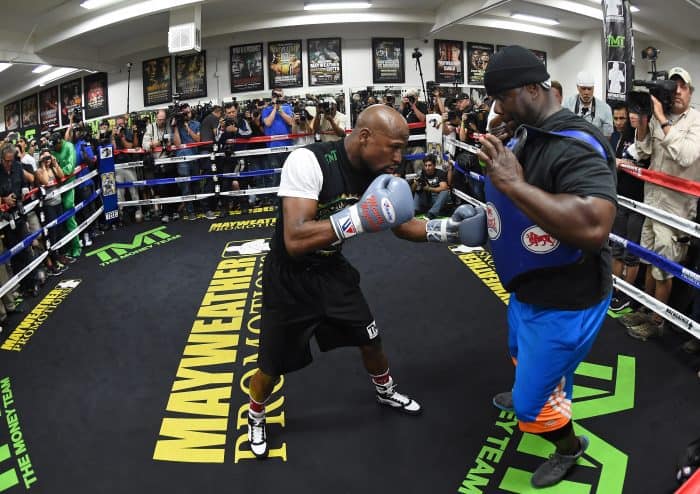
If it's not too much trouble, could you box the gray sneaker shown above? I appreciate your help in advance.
[627,320,664,341]
[619,310,651,328]
[492,391,514,412]
[204,210,217,220]
[531,435,589,488]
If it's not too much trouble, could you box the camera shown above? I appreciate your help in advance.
[130,111,148,133]
[72,106,83,124]
[629,79,676,116]
[407,95,416,105]
[319,101,331,113]
[641,46,660,62]
[411,48,422,60]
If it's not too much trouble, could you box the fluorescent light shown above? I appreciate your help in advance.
[80,0,121,9]
[304,2,371,10]
[511,13,559,25]
[630,5,640,12]
[0,63,12,73]
[37,67,79,87]
[32,64,52,74]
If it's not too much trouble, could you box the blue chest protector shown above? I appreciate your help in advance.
[485,126,608,291]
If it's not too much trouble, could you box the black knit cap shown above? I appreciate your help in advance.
[484,45,550,96]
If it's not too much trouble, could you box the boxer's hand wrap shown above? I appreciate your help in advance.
[330,174,414,241]
[426,204,487,245]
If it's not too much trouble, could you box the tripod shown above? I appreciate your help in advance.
[412,48,429,112]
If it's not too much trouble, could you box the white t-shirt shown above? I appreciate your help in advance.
[21,154,36,172]
[277,148,324,200]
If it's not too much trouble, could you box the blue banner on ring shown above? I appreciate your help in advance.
[98,145,119,222]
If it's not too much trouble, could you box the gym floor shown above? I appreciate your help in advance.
[0,206,697,494]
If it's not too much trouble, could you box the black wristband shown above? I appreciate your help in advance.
[661,120,672,129]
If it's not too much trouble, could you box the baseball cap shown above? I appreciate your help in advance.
[576,71,595,86]
[455,93,470,100]
[669,67,692,86]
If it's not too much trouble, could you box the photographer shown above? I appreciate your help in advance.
[198,104,223,219]
[243,100,266,207]
[400,89,427,175]
[143,109,177,222]
[411,154,450,219]
[261,88,294,196]
[111,115,143,225]
[310,97,346,142]
[35,149,67,276]
[0,143,38,296]
[217,102,250,213]
[624,67,700,341]
[172,102,201,219]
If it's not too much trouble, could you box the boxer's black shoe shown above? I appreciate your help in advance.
[375,378,422,415]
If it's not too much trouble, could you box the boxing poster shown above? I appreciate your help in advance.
[308,38,342,86]
[84,72,109,119]
[603,0,635,104]
[142,56,172,106]
[372,38,404,84]
[230,43,264,93]
[175,51,207,100]
[467,42,493,85]
[4,101,19,131]
[60,78,83,126]
[20,95,38,129]
[39,86,59,127]
[435,39,464,84]
[268,40,303,88]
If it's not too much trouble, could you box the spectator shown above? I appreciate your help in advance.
[199,104,223,220]
[623,67,700,340]
[563,71,613,137]
[50,132,81,260]
[172,103,201,219]
[412,154,450,219]
[35,149,67,276]
[143,109,177,223]
[218,102,247,213]
[609,105,646,312]
[111,114,143,224]
[551,80,563,105]
[261,88,294,201]
[0,143,38,297]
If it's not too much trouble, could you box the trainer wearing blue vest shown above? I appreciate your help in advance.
[476,46,617,488]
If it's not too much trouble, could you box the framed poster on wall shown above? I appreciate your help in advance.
[268,40,303,88]
[372,38,404,84]
[84,72,109,119]
[308,37,342,86]
[142,56,172,106]
[435,39,464,84]
[467,42,494,85]
[21,95,39,128]
[230,43,264,93]
[4,101,19,131]
[60,78,83,126]
[175,51,207,100]
[39,86,59,127]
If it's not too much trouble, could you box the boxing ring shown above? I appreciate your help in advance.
[0,125,697,493]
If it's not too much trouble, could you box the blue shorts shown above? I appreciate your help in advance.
[507,291,611,432]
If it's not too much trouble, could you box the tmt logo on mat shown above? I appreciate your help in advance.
[0,377,38,492]
[450,248,635,494]
[85,226,181,266]
[1,279,82,352]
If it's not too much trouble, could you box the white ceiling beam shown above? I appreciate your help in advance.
[460,17,582,42]
[34,0,204,52]
[0,49,117,73]
[430,0,512,36]
[203,9,435,38]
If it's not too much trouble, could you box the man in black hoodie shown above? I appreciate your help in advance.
[477,45,617,488]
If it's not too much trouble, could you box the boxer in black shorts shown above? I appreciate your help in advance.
[246,104,486,458]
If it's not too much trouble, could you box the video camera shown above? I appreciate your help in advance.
[71,106,83,124]
[129,111,148,133]
[168,94,188,127]
[628,79,676,116]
